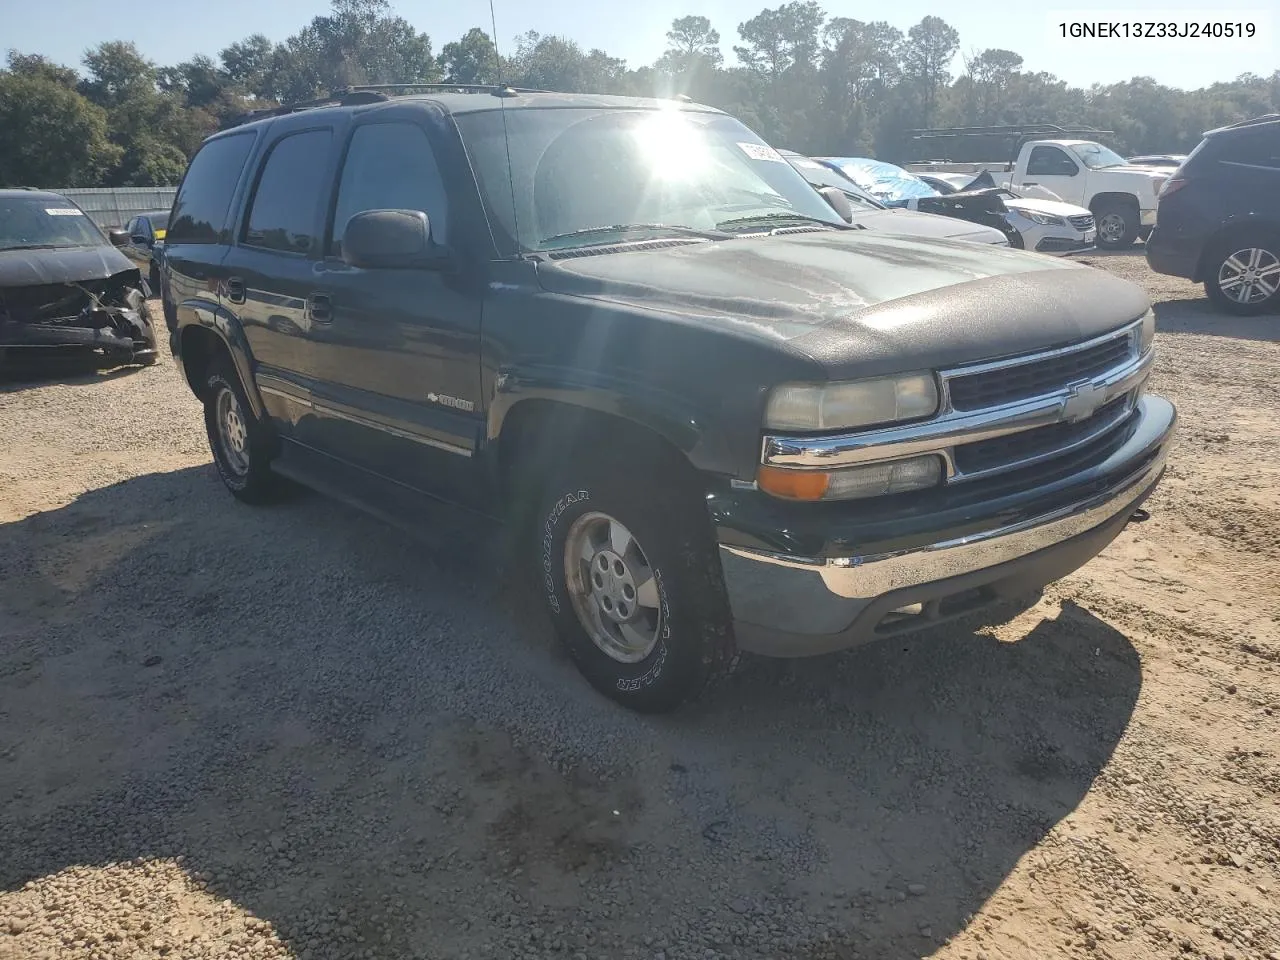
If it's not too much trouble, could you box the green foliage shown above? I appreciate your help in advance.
[2,1,1279,188]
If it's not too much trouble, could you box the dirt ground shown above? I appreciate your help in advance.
[1,250,1277,960]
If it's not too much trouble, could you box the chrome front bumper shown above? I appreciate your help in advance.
[720,396,1174,657]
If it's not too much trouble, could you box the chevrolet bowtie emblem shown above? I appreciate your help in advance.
[1061,380,1104,422]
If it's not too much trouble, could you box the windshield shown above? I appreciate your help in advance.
[782,155,885,209]
[1073,142,1130,170]
[820,158,940,206]
[148,212,171,231]
[454,107,847,254]
[0,197,106,251]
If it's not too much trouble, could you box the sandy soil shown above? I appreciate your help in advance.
[1,251,1277,960]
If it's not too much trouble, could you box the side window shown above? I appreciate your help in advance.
[1224,134,1280,170]
[168,132,256,244]
[1027,146,1076,177]
[328,122,449,259]
[243,129,333,254]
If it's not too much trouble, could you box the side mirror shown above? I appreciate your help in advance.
[341,209,447,269]
[107,228,129,247]
[817,186,854,223]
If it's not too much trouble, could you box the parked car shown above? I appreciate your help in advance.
[120,209,171,294]
[825,158,1096,255]
[777,150,1010,246]
[903,126,1169,248]
[163,86,1176,713]
[1146,115,1280,315]
[915,171,1098,254]
[1,189,158,371]
[1127,155,1188,169]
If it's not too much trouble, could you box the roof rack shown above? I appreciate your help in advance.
[897,123,1114,165]
[1224,113,1280,129]
[219,83,556,130]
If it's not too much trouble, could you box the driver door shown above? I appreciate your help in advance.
[1023,145,1084,205]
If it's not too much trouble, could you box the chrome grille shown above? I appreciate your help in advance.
[952,392,1136,480]
[947,333,1134,411]
[1068,214,1095,230]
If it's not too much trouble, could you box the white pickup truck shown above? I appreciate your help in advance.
[905,138,1170,250]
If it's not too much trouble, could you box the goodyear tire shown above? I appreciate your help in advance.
[534,460,737,713]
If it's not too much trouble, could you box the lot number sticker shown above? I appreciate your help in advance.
[737,142,786,163]
[45,208,85,216]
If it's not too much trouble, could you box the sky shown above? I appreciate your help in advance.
[1,0,1275,91]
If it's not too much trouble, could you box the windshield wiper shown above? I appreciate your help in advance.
[0,243,60,251]
[538,223,727,246]
[716,212,843,231]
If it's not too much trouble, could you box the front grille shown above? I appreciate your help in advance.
[1068,214,1095,230]
[947,333,1134,411]
[954,394,1134,477]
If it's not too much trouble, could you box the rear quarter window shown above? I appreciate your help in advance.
[168,131,257,245]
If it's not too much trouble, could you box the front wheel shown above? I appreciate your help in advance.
[1093,202,1139,249]
[1204,233,1280,316]
[533,461,737,713]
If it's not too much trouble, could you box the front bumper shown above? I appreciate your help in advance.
[718,394,1176,657]
[1141,208,1158,227]
[0,318,155,366]
[1035,234,1096,254]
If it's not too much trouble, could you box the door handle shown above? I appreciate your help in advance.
[225,277,246,304]
[1023,181,1040,186]
[308,293,332,324]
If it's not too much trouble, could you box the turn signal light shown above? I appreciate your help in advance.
[756,466,831,501]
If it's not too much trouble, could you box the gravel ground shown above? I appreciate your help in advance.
[1,251,1278,960]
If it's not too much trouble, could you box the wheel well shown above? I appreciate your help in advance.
[498,400,695,506]
[178,326,232,401]
[1195,219,1280,282]
[1089,192,1140,215]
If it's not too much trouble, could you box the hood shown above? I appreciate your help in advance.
[535,230,1149,377]
[1003,197,1093,218]
[0,244,137,288]
[848,207,1006,244]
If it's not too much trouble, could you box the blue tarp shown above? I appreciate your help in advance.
[819,158,940,207]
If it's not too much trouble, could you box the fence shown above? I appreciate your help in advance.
[45,187,179,230]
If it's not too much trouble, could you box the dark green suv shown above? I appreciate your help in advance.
[162,85,1176,713]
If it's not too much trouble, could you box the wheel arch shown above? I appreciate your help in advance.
[1194,216,1280,283]
[174,300,265,418]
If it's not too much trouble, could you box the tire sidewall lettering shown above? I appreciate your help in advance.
[615,566,671,693]
[542,489,590,614]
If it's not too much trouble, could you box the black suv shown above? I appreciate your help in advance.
[1146,114,1280,315]
[163,85,1176,713]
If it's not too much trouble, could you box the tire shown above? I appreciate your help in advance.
[1203,230,1280,316]
[532,458,738,713]
[202,357,281,504]
[1093,202,1139,249]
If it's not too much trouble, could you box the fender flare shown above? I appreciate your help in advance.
[486,367,718,472]
[174,296,266,420]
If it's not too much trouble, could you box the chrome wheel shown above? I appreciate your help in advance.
[1217,246,1280,305]
[215,386,250,477]
[563,511,662,663]
[1098,212,1127,245]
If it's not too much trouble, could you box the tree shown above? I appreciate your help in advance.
[220,34,275,99]
[959,48,1024,123]
[438,27,498,84]
[734,1,824,79]
[901,16,960,126]
[0,63,121,186]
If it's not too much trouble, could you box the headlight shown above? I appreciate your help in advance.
[1024,211,1066,226]
[758,455,944,501]
[764,373,939,432]
[1138,308,1155,355]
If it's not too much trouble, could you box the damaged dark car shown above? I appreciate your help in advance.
[1,189,158,373]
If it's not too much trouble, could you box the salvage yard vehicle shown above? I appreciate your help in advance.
[914,171,1098,255]
[902,125,1169,249]
[119,209,171,295]
[0,189,158,371]
[163,85,1177,713]
[777,150,1011,247]
[1146,114,1280,315]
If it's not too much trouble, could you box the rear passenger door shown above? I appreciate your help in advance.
[221,124,339,446]
[304,116,485,505]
